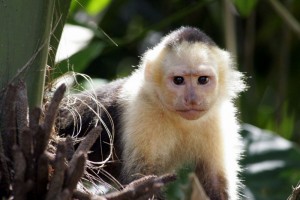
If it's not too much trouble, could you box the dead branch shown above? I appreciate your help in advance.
[73,126,102,155]
[2,84,17,159]
[0,82,87,200]
[15,81,29,133]
[0,122,10,196]
[65,152,87,193]
[288,182,300,200]
[46,142,67,200]
[0,84,17,196]
[104,173,177,200]
[29,107,41,132]
[59,189,72,200]
[41,84,66,156]
[12,145,27,200]
[0,82,178,200]
[44,84,66,132]
[65,136,75,161]
[19,128,33,161]
[73,190,100,200]
[36,153,49,198]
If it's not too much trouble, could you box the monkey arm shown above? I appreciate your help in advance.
[195,161,229,200]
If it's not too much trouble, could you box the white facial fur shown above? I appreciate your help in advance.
[156,42,220,120]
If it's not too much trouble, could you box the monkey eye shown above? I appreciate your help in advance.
[198,76,209,85]
[173,76,185,85]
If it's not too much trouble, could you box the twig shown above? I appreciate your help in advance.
[29,107,41,133]
[73,190,96,200]
[65,136,75,161]
[19,128,33,160]
[12,145,27,200]
[46,142,67,200]
[74,126,102,155]
[15,81,29,133]
[267,0,300,37]
[41,84,66,154]
[34,126,47,159]
[34,84,66,159]
[2,84,17,159]
[104,173,177,200]
[65,152,87,193]
[59,189,72,200]
[19,128,34,179]
[288,182,300,200]
[0,119,10,196]
[43,84,66,133]
[36,153,50,198]
[0,83,24,196]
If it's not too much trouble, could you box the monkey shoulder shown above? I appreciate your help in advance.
[58,78,128,137]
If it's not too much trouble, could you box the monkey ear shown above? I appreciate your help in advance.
[144,61,152,81]
[142,47,164,83]
[141,48,155,82]
[143,59,163,85]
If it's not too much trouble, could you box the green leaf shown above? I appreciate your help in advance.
[86,0,111,15]
[233,0,258,17]
[165,166,193,200]
[241,124,300,200]
[53,41,105,80]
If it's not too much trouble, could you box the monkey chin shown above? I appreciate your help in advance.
[176,109,206,120]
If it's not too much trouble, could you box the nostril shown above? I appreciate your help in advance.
[190,99,198,106]
[184,96,198,106]
[184,96,191,105]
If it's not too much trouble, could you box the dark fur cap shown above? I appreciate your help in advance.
[163,26,216,47]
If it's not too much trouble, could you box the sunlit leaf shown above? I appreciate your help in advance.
[53,42,105,79]
[69,0,86,14]
[86,0,111,15]
[241,124,300,200]
[56,24,94,63]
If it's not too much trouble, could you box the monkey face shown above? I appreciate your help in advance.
[155,43,220,120]
[142,41,239,121]
[159,68,218,120]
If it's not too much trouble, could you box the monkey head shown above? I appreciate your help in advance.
[142,27,244,121]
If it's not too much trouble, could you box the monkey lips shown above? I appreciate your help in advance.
[176,108,207,120]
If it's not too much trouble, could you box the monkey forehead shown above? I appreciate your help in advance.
[163,66,216,78]
[162,42,218,71]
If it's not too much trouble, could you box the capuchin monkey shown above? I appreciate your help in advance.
[58,26,246,200]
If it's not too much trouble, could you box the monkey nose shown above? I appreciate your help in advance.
[184,96,199,106]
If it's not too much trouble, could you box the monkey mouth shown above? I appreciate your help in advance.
[176,109,206,120]
[177,109,203,112]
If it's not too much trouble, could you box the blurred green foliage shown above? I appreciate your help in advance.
[233,0,258,17]
[241,124,300,200]
[52,0,300,199]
